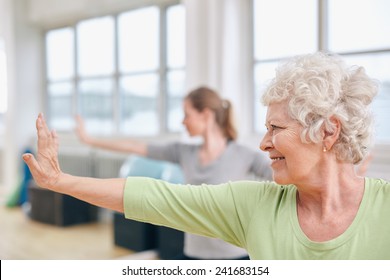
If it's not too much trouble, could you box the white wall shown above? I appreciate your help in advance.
[185,0,254,134]
[0,0,15,189]
[0,0,42,192]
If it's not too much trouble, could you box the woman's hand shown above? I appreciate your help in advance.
[75,115,92,144]
[23,113,63,190]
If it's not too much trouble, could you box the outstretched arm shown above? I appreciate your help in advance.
[75,115,148,155]
[23,113,126,213]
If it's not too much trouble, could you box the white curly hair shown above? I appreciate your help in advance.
[261,52,379,164]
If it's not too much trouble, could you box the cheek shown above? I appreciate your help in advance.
[272,134,294,151]
[187,119,202,132]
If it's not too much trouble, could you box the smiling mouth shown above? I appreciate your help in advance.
[271,157,285,161]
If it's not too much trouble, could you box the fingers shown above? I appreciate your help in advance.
[75,115,84,128]
[36,113,50,136]
[25,114,62,189]
[36,113,49,146]
[75,115,89,143]
[22,153,41,179]
[22,153,37,170]
[51,130,59,151]
[75,115,81,132]
[36,113,57,156]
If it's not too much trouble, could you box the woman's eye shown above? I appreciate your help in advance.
[265,124,282,133]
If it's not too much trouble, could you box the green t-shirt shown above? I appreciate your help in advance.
[124,177,390,259]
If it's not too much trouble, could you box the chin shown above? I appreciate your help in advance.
[273,174,292,185]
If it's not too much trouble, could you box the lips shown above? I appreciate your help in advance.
[270,156,285,161]
[271,157,285,161]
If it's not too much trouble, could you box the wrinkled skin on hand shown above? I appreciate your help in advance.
[23,113,63,190]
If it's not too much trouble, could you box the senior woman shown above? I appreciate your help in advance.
[23,52,390,259]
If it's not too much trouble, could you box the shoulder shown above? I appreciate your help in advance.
[155,141,200,152]
[225,181,296,216]
[363,178,390,222]
[364,177,390,208]
[229,180,295,198]
[366,177,390,193]
[174,142,201,153]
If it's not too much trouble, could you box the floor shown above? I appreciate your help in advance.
[0,204,157,260]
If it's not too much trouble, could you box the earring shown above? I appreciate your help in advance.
[323,146,327,152]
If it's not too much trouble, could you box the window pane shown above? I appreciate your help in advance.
[119,74,158,135]
[77,17,114,76]
[167,70,185,132]
[254,0,318,60]
[46,28,74,81]
[167,5,186,68]
[342,53,390,142]
[78,79,114,134]
[328,0,390,52]
[118,7,159,73]
[48,82,74,130]
[254,62,279,132]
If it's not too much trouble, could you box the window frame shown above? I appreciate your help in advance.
[44,0,184,137]
[251,0,390,146]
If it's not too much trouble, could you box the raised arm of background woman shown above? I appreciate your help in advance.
[75,115,147,156]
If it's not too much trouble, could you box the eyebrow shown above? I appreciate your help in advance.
[266,116,298,128]
[265,119,284,126]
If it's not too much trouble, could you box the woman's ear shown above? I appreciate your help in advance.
[323,116,341,151]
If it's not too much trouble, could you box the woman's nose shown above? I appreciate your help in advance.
[259,132,273,151]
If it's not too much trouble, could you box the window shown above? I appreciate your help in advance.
[328,0,390,142]
[46,28,74,130]
[166,5,186,132]
[45,2,185,136]
[77,16,115,134]
[118,7,159,135]
[253,0,318,133]
[253,0,390,143]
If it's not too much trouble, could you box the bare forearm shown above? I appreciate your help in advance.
[86,138,147,156]
[54,174,126,213]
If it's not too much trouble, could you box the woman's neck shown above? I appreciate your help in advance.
[295,163,365,241]
[199,128,228,165]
